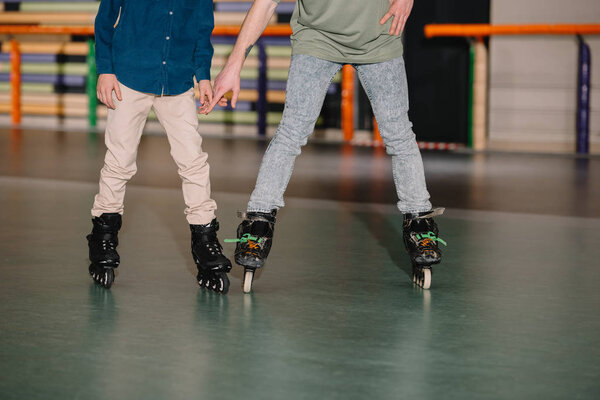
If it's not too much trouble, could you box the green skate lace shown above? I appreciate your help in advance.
[224,233,264,244]
[415,232,447,246]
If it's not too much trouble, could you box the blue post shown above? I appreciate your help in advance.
[576,35,591,154]
[257,40,267,136]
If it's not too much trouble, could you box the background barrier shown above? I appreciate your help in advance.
[424,23,600,153]
[0,0,302,135]
[0,24,295,134]
[1,1,474,149]
[0,23,383,143]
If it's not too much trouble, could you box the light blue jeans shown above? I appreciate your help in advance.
[248,54,432,214]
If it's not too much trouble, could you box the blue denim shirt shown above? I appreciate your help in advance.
[95,0,214,96]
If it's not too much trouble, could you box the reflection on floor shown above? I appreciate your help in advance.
[1,128,599,399]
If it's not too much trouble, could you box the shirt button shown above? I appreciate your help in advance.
[162,61,166,65]
[166,36,170,40]
[169,11,173,15]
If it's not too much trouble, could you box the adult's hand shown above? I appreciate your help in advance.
[380,0,414,36]
[198,79,227,114]
[97,73,122,109]
[205,64,241,114]
[204,0,278,113]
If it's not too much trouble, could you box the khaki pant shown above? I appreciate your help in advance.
[91,83,216,225]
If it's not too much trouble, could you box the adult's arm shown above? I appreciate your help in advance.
[205,0,278,113]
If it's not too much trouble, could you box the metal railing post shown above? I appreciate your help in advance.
[576,35,591,154]
[10,38,21,125]
[86,38,97,128]
[257,39,267,136]
[372,116,382,143]
[471,37,488,151]
[341,65,354,141]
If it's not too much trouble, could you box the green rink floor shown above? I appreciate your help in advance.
[0,176,599,400]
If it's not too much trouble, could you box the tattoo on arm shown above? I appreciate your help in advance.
[244,45,254,59]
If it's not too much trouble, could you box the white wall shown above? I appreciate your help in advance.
[489,0,600,152]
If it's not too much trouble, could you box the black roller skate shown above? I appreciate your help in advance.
[87,213,122,289]
[225,210,276,293]
[403,208,446,289]
[191,219,232,294]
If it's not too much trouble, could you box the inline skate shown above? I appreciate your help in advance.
[191,219,232,294]
[226,210,276,293]
[87,213,121,289]
[403,208,446,289]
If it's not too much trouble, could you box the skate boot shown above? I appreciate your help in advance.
[87,213,121,289]
[403,207,446,289]
[225,210,276,293]
[191,219,232,294]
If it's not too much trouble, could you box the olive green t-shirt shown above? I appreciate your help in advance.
[274,0,403,63]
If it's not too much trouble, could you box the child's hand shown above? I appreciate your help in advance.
[97,74,122,109]
[202,71,231,114]
[198,80,226,114]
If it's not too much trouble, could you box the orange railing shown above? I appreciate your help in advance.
[0,24,294,36]
[0,25,94,35]
[9,38,21,125]
[425,24,600,39]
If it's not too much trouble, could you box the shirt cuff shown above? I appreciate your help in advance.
[194,65,211,82]
[96,62,114,75]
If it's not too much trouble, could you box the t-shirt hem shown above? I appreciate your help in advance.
[115,69,193,96]
[290,47,403,65]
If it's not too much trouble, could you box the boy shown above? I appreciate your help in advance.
[87,0,232,293]
[208,0,446,291]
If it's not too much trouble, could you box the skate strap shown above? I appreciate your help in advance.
[416,232,447,246]
[237,211,275,224]
[91,232,118,242]
[224,233,264,244]
[416,207,445,219]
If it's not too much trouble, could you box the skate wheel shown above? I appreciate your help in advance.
[102,268,115,289]
[421,269,431,289]
[90,264,114,289]
[197,271,206,287]
[242,269,254,293]
[214,272,230,294]
[412,267,431,290]
[199,271,211,289]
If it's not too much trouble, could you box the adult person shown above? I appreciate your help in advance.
[208,0,446,291]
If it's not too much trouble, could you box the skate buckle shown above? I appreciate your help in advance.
[416,207,445,219]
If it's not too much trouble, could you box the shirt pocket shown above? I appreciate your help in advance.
[112,6,125,45]
[114,6,124,30]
